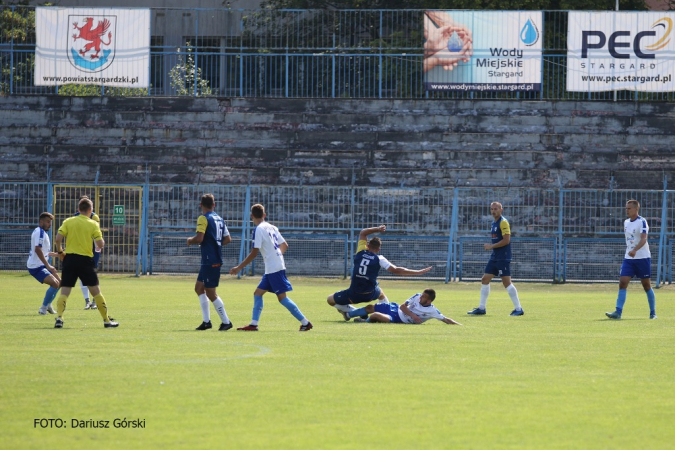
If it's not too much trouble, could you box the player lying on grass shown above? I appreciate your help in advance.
[342,289,462,325]
[327,225,433,318]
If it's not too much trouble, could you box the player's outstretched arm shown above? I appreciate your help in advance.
[230,248,260,275]
[442,317,462,326]
[386,265,433,276]
[358,225,386,241]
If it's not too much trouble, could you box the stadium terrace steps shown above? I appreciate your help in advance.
[1,97,674,188]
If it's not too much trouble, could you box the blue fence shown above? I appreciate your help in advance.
[1,182,674,284]
[2,7,674,101]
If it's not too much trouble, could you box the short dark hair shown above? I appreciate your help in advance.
[78,197,93,212]
[423,288,436,301]
[368,236,381,250]
[627,199,640,209]
[201,193,215,209]
[39,212,54,221]
[251,204,265,219]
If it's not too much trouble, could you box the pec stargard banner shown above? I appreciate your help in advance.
[424,11,543,92]
[567,12,675,92]
[35,8,150,88]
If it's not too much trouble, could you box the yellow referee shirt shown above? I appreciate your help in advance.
[58,214,103,257]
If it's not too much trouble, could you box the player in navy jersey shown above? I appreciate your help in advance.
[187,194,234,331]
[327,225,433,320]
[346,289,462,325]
[467,202,524,316]
[606,199,657,320]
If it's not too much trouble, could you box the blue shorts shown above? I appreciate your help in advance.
[484,259,511,277]
[28,266,52,284]
[197,264,222,288]
[373,302,403,323]
[620,258,651,279]
[258,270,293,295]
[333,286,382,305]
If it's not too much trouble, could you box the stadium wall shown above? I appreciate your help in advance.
[1,96,674,189]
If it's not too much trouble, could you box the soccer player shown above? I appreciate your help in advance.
[606,199,657,320]
[187,193,234,331]
[345,289,462,325]
[327,225,433,319]
[53,197,118,329]
[229,203,313,332]
[28,212,61,315]
[467,201,524,316]
[73,196,101,310]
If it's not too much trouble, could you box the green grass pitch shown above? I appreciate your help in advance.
[1,272,674,450]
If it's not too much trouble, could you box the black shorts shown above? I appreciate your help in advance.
[61,253,99,288]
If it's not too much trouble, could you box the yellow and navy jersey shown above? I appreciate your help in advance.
[350,240,392,294]
[490,216,512,261]
[196,211,229,266]
[58,214,103,257]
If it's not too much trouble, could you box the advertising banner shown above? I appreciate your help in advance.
[424,11,543,92]
[35,7,150,87]
[567,12,675,92]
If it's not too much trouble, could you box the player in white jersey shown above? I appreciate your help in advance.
[230,203,313,331]
[27,212,61,315]
[606,199,657,320]
[345,289,462,325]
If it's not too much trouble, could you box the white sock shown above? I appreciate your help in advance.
[377,296,389,304]
[479,284,490,309]
[198,294,210,322]
[80,280,89,301]
[334,304,355,313]
[212,297,230,324]
[250,320,259,326]
[506,284,522,310]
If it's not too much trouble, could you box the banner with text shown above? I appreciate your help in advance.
[35,7,150,87]
[424,11,542,92]
[567,12,675,92]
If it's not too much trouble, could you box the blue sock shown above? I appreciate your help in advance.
[279,297,306,322]
[646,289,656,314]
[616,289,627,313]
[348,307,368,318]
[252,295,264,322]
[42,286,59,307]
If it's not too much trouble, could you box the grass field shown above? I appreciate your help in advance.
[1,272,674,450]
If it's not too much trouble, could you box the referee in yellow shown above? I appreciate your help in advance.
[53,197,119,329]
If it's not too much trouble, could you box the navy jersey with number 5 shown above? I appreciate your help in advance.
[490,216,512,261]
[196,211,229,265]
[350,240,391,294]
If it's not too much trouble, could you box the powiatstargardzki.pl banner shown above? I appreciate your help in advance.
[423,11,543,92]
[35,7,150,88]
[567,12,675,92]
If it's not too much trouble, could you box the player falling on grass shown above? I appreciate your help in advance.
[327,225,433,321]
[346,288,462,325]
[73,196,101,310]
[230,203,313,332]
[606,199,657,320]
[28,212,61,315]
[53,197,118,329]
[467,201,524,317]
[188,193,234,331]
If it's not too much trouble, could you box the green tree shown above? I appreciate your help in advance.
[168,41,212,96]
[0,2,36,95]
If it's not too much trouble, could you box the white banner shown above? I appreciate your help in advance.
[567,12,675,92]
[35,7,150,87]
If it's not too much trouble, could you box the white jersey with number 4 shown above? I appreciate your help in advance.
[624,216,650,260]
[27,226,51,269]
[253,221,287,274]
[397,293,446,324]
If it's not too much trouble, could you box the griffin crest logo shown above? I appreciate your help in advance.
[67,15,117,72]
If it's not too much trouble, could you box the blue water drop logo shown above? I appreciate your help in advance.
[520,18,539,46]
[447,31,463,52]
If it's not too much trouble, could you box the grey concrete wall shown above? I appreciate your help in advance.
[1,96,673,189]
